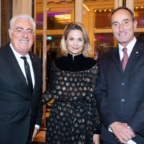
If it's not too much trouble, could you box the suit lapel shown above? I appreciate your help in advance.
[29,52,37,96]
[5,44,29,93]
[123,41,144,75]
[112,47,123,75]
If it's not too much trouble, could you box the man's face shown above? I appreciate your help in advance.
[111,9,137,47]
[8,18,34,55]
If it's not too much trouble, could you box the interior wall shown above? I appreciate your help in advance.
[1,0,12,46]
[7,0,12,43]
[13,0,32,16]
[1,0,7,47]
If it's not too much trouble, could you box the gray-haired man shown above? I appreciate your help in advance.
[0,15,43,144]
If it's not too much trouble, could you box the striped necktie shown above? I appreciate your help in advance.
[121,48,129,71]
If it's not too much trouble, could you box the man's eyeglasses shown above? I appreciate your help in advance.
[11,28,34,35]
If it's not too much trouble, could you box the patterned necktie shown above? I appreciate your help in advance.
[121,48,129,71]
[21,56,33,94]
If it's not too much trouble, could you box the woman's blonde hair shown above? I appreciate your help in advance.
[60,22,91,57]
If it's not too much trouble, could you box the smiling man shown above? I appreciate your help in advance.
[95,7,144,144]
[0,15,42,144]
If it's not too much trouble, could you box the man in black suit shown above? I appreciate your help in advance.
[0,15,43,144]
[95,7,144,144]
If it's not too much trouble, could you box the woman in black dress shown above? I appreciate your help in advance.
[42,22,101,144]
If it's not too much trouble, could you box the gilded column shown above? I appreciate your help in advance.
[126,0,134,12]
[75,0,83,23]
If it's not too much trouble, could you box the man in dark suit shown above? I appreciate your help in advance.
[0,15,43,144]
[95,7,144,144]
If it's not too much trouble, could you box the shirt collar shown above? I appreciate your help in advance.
[118,37,137,52]
[9,43,30,60]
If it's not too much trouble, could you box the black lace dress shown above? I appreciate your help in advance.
[42,54,101,144]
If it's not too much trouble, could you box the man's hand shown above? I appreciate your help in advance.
[110,122,135,144]
[31,127,38,142]
[93,134,100,144]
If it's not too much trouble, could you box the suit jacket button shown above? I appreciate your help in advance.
[28,114,31,117]
[121,99,125,102]
[119,116,122,119]
[121,82,125,85]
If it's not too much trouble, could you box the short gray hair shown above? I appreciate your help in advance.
[10,14,36,32]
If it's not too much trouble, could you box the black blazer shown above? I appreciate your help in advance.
[95,41,144,143]
[0,44,43,144]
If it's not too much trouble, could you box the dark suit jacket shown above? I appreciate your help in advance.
[95,41,144,143]
[0,44,43,144]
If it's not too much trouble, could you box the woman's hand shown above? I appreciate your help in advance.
[93,134,101,144]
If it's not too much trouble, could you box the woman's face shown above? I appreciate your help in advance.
[66,30,85,56]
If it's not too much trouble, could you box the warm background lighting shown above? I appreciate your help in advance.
[83,3,90,11]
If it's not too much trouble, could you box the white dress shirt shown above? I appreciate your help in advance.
[118,37,137,60]
[10,43,35,88]
[10,43,40,130]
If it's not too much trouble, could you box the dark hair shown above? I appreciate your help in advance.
[110,6,135,24]
[47,41,50,45]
